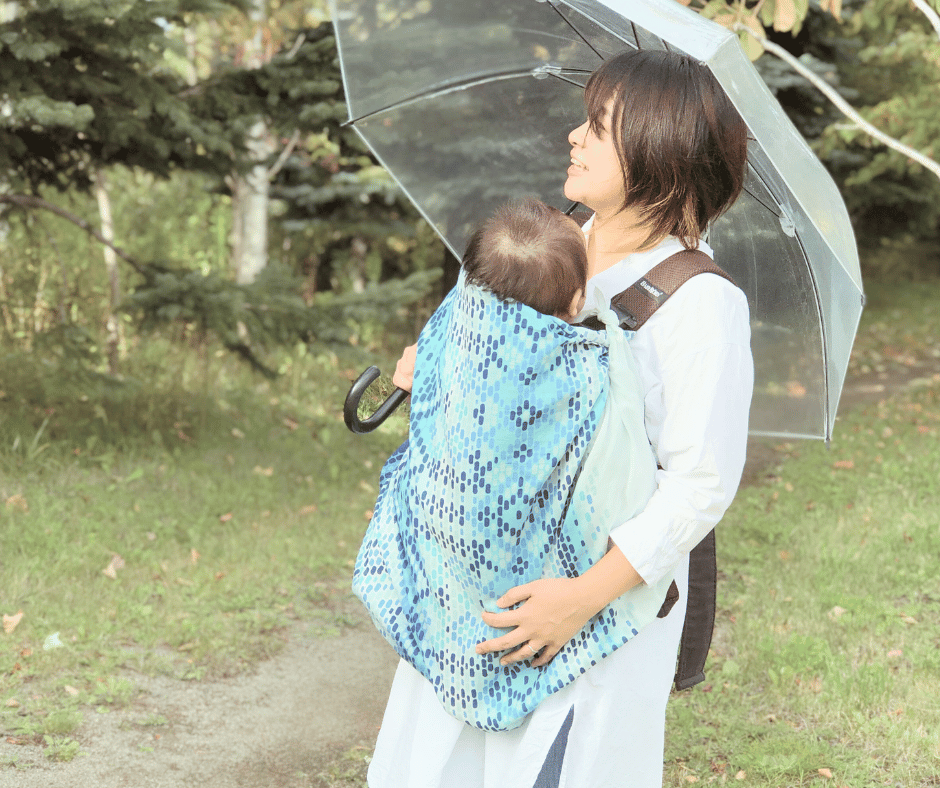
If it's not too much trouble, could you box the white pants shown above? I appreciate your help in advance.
[368,554,690,788]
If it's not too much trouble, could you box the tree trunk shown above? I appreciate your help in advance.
[232,0,270,285]
[93,168,122,374]
[234,119,270,284]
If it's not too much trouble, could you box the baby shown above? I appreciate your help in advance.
[461,197,586,321]
[353,196,663,732]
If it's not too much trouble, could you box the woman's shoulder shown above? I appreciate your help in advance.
[646,271,750,352]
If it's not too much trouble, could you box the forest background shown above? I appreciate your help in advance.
[1,0,939,784]
[0,0,938,379]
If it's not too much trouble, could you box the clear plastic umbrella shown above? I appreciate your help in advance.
[330,0,864,441]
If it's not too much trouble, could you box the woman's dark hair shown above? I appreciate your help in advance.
[462,198,587,318]
[584,49,748,250]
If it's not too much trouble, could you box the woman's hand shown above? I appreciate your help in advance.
[476,546,644,668]
[476,577,597,668]
[392,344,417,392]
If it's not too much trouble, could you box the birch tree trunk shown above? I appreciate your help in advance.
[93,168,123,373]
[232,0,271,285]
[234,119,271,284]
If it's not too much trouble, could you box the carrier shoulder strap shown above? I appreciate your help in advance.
[571,220,739,693]
[579,249,736,332]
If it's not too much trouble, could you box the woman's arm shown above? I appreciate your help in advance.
[476,275,753,666]
[475,544,643,667]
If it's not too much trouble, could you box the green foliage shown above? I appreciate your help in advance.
[0,0,247,191]
[0,14,444,373]
[812,0,940,251]
[123,260,440,375]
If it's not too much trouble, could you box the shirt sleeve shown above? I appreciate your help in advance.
[608,274,754,585]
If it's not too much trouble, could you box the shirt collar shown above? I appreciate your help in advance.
[576,215,714,318]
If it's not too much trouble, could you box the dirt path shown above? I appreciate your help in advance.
[3,361,937,788]
[0,616,398,787]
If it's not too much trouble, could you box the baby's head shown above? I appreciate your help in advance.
[462,198,587,321]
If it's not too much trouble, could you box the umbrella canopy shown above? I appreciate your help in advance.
[330,0,863,441]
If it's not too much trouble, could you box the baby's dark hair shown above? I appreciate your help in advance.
[462,198,587,318]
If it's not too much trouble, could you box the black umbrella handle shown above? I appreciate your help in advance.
[343,365,410,434]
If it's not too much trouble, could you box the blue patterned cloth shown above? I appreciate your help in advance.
[353,277,672,731]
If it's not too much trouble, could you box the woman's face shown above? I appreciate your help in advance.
[563,100,625,216]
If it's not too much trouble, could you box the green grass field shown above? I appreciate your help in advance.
[2,279,939,783]
[0,334,409,761]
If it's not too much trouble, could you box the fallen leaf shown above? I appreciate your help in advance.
[219,512,233,522]
[887,649,903,658]
[5,699,19,708]
[20,648,31,658]
[833,459,854,469]
[735,771,746,781]
[5,494,28,512]
[901,615,917,625]
[283,417,299,431]
[190,548,200,565]
[102,554,125,579]
[231,428,245,439]
[3,610,23,634]
[364,510,373,520]
[818,767,833,779]
[685,777,699,784]
[299,504,318,516]
[64,685,80,696]
[828,605,847,620]
[779,550,791,561]
[253,465,274,477]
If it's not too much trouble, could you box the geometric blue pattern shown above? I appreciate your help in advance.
[353,277,671,731]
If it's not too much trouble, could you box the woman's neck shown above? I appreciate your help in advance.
[586,207,664,280]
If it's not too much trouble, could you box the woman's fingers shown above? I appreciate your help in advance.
[498,641,552,667]
[391,343,417,392]
[480,608,521,629]
[475,626,527,655]
[495,582,535,609]
[529,644,561,668]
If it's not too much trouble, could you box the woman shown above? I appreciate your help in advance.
[372,49,754,788]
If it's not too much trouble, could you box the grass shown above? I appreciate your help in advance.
[2,277,939,786]
[0,329,410,748]
[664,277,940,787]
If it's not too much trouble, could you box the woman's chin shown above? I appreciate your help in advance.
[563,180,584,205]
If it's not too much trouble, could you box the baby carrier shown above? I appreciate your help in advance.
[344,250,735,730]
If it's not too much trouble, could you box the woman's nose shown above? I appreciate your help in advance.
[568,121,588,146]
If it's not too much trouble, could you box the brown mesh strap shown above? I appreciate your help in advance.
[609,250,735,330]
[578,249,736,332]
[576,246,738,692]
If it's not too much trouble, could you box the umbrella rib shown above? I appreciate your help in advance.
[545,0,606,60]
[344,68,594,126]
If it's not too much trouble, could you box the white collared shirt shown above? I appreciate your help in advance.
[576,229,754,585]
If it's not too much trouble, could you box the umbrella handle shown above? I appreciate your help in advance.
[343,365,410,434]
